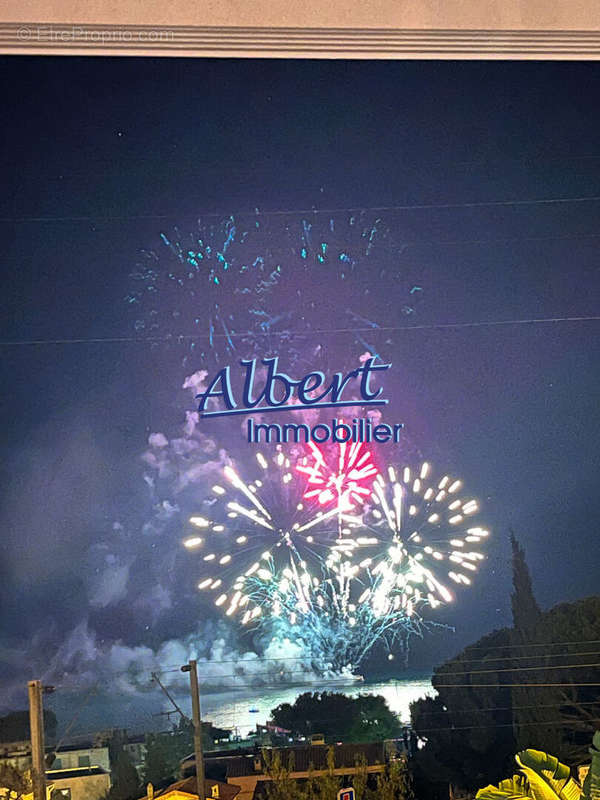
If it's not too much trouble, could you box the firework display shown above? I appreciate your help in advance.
[296,439,379,517]
[144,209,489,671]
[186,445,488,669]
[126,215,280,364]
[185,448,352,626]
[353,462,488,619]
[127,212,418,368]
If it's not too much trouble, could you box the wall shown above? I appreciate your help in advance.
[51,747,110,773]
[49,773,111,800]
[0,0,599,58]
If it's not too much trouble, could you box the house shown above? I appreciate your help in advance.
[49,743,111,773]
[124,734,147,772]
[0,740,32,772]
[224,742,386,800]
[138,776,240,800]
[46,766,111,800]
[1,768,111,800]
[1,739,112,775]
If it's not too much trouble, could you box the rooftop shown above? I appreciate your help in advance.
[226,743,385,778]
[46,767,109,780]
[139,777,240,800]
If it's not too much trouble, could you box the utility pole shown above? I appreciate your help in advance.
[28,680,46,800]
[181,660,205,800]
[151,672,188,723]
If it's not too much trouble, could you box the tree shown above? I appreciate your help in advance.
[509,532,561,756]
[262,745,414,800]
[142,733,174,790]
[410,626,517,793]
[476,730,600,800]
[0,763,31,800]
[510,531,541,634]
[142,717,230,788]
[270,692,401,743]
[512,596,600,763]
[106,733,140,800]
[0,710,57,745]
[411,595,600,798]
[346,695,402,742]
[263,748,301,800]
[376,758,415,800]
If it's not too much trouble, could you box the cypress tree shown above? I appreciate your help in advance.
[510,530,541,633]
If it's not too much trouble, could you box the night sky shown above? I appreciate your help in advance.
[1,57,599,720]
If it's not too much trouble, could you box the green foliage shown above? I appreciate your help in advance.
[410,626,517,792]
[476,733,600,800]
[142,733,174,790]
[261,746,414,800]
[270,692,401,743]
[517,749,579,800]
[476,747,584,800]
[0,710,57,745]
[106,733,140,800]
[142,717,230,788]
[411,573,600,795]
[142,720,192,789]
[582,732,600,800]
[263,748,300,800]
[376,759,415,800]
[0,763,31,799]
[509,532,559,756]
[510,532,541,634]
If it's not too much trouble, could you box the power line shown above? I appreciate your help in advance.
[158,660,600,680]
[2,193,600,224]
[449,638,600,652]
[401,231,600,248]
[1,315,599,348]
[416,700,600,717]
[49,685,99,753]
[157,656,336,669]
[435,682,600,688]
[429,649,600,666]
[46,645,600,688]
[416,717,600,734]
[433,661,600,678]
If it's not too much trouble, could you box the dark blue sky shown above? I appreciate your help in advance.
[1,57,599,715]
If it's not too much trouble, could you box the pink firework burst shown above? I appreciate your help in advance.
[296,438,379,513]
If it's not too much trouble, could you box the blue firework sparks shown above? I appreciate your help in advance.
[126,211,420,369]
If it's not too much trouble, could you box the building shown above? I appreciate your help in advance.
[46,766,111,800]
[49,743,111,772]
[0,740,32,773]
[224,743,386,800]
[0,768,111,800]
[138,776,240,800]
[124,734,147,776]
[0,739,112,775]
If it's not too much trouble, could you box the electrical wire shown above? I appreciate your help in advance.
[2,193,600,224]
[435,682,600,688]
[415,699,600,717]
[446,638,600,651]
[47,643,600,688]
[416,717,600,734]
[0,315,599,348]
[425,649,600,666]
[432,661,600,678]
